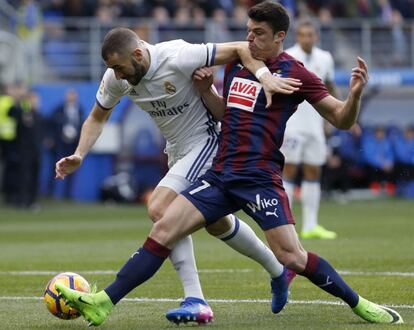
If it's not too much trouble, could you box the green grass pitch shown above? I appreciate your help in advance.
[0,199,413,329]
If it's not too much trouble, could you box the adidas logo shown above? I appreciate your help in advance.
[129,89,138,96]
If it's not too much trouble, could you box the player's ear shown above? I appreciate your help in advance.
[132,48,143,61]
[274,31,285,43]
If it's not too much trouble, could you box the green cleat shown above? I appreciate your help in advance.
[352,296,403,324]
[55,282,113,326]
[300,225,337,239]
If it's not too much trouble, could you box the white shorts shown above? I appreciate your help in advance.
[157,134,219,194]
[280,130,327,166]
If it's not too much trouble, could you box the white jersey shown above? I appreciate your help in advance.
[285,44,334,135]
[96,40,219,150]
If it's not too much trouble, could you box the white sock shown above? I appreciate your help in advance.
[215,215,284,278]
[301,181,321,232]
[169,235,204,300]
[283,180,295,209]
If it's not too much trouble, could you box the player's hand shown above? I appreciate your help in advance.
[259,73,302,108]
[349,57,369,98]
[55,154,83,180]
[193,67,214,94]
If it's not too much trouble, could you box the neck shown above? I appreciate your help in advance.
[264,46,283,61]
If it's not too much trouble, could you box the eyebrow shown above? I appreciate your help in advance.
[248,26,266,33]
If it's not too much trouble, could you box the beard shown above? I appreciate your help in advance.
[126,59,146,86]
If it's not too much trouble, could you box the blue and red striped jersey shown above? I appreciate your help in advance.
[212,51,329,173]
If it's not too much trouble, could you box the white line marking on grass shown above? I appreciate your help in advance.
[1,269,414,277]
[1,296,413,310]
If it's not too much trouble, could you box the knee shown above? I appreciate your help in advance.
[150,219,172,246]
[276,249,307,272]
[147,200,165,223]
[205,216,232,236]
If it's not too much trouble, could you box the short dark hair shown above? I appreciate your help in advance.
[101,27,140,61]
[248,1,290,35]
[295,18,320,35]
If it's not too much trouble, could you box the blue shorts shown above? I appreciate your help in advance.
[181,169,295,231]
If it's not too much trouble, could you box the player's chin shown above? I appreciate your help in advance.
[250,49,266,61]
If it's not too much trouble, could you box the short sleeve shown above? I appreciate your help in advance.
[96,69,123,110]
[296,64,329,104]
[175,41,217,78]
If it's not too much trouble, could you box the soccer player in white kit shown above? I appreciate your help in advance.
[55,28,302,324]
[281,19,338,239]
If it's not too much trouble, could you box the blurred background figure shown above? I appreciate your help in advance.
[49,88,83,198]
[0,84,18,206]
[13,89,43,209]
[281,19,339,240]
[10,0,44,83]
[392,126,414,192]
[362,126,395,196]
[0,83,43,208]
[323,124,363,203]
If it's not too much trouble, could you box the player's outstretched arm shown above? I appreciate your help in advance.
[193,67,225,120]
[313,57,368,130]
[213,42,302,107]
[55,103,112,179]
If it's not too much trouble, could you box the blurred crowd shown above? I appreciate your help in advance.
[4,0,414,27]
[324,124,414,200]
[0,84,83,209]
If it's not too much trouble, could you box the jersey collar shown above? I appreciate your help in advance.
[143,42,158,80]
[294,43,312,58]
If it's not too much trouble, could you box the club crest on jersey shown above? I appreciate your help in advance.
[164,81,176,94]
[227,77,262,112]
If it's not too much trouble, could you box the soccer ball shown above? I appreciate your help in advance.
[44,272,91,319]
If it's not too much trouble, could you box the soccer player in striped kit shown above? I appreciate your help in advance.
[56,2,403,326]
[55,27,301,324]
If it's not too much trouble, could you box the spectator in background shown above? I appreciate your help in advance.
[377,0,408,65]
[50,89,83,198]
[393,126,414,182]
[12,90,44,209]
[10,0,44,83]
[362,126,395,195]
[207,8,231,42]
[119,0,151,18]
[62,0,95,18]
[0,85,18,205]
[323,124,362,202]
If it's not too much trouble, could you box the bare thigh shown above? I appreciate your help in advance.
[150,195,206,249]
[147,186,178,222]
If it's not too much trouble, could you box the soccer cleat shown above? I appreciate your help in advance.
[300,225,337,239]
[270,268,289,314]
[55,282,113,326]
[352,296,403,324]
[165,297,214,325]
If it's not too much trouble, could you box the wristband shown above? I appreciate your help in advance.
[255,67,271,80]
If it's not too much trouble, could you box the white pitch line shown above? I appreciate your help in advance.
[1,269,414,277]
[1,296,413,310]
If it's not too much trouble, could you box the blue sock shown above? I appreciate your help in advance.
[105,237,171,304]
[300,252,359,308]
